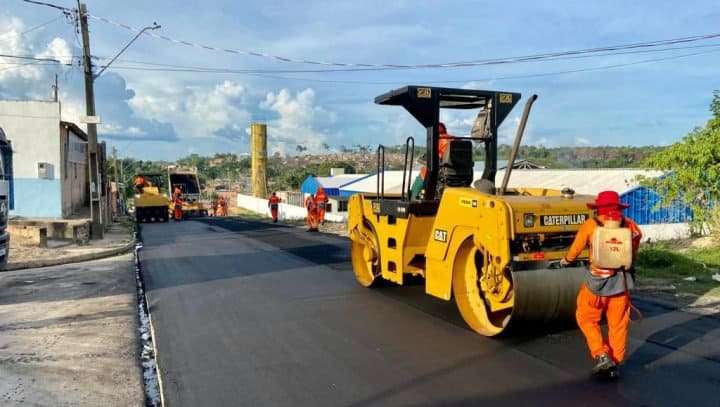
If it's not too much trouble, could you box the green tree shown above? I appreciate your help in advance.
[642,91,720,235]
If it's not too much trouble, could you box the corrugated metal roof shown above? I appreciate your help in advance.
[496,169,664,195]
[338,168,663,196]
[314,174,370,188]
[340,170,420,197]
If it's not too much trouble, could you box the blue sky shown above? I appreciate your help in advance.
[1,0,719,160]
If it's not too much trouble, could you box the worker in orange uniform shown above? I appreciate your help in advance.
[315,187,329,224]
[305,194,319,232]
[437,122,455,158]
[561,190,642,379]
[410,123,455,200]
[134,175,146,194]
[172,188,184,221]
[217,196,228,216]
[268,192,281,223]
[210,196,218,217]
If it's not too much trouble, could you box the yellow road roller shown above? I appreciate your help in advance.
[133,173,170,223]
[348,86,594,336]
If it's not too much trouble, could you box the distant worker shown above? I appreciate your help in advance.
[134,175,146,194]
[315,187,329,224]
[210,196,218,216]
[560,191,642,379]
[172,190,184,221]
[410,166,428,200]
[172,185,183,200]
[305,194,319,232]
[409,123,454,200]
[268,192,281,223]
[217,196,228,216]
[437,122,455,159]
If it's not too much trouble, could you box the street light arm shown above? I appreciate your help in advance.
[93,22,160,80]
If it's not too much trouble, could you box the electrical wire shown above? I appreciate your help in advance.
[91,42,720,75]
[98,48,720,86]
[19,0,72,12]
[0,53,62,63]
[88,11,720,71]
[0,15,62,42]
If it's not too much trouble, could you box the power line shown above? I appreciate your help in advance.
[19,0,73,12]
[101,48,720,86]
[0,53,62,63]
[0,15,62,42]
[88,12,720,70]
[93,42,720,75]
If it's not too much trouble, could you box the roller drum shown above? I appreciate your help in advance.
[510,266,586,325]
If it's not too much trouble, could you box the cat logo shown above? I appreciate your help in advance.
[499,93,513,104]
[433,229,448,243]
[417,87,432,98]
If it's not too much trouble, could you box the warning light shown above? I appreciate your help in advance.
[531,252,546,260]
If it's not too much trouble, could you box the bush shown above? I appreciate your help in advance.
[636,247,674,268]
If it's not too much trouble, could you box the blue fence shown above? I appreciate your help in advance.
[620,186,692,225]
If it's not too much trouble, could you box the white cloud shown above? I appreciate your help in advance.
[574,136,591,146]
[129,80,250,142]
[260,88,337,154]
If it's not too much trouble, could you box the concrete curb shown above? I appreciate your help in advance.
[2,239,136,271]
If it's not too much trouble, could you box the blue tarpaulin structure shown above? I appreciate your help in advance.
[300,174,372,196]
[620,186,693,224]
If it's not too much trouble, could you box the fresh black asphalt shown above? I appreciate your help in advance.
[138,217,720,407]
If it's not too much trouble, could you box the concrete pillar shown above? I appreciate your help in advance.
[250,123,268,198]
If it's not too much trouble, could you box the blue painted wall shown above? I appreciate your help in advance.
[9,177,62,218]
[620,186,692,225]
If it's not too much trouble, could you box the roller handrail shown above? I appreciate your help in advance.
[401,136,415,200]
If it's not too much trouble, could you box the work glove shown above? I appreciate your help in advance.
[559,257,571,267]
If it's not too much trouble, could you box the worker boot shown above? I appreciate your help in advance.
[591,353,616,378]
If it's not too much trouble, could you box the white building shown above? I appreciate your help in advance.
[0,100,88,218]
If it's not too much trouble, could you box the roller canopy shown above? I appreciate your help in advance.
[374,86,520,128]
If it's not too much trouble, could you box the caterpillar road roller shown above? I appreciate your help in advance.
[133,173,170,223]
[348,86,594,336]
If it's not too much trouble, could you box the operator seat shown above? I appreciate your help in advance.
[440,139,474,187]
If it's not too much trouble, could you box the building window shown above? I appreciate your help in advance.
[338,200,349,212]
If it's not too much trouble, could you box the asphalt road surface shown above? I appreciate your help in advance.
[139,217,720,407]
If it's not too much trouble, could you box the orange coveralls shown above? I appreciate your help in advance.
[217,197,228,216]
[305,196,319,230]
[565,216,642,364]
[315,189,328,224]
[268,195,281,222]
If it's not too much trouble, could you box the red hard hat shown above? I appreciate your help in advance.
[587,190,629,210]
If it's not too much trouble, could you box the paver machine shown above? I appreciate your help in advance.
[134,173,170,223]
[348,86,595,336]
[167,166,208,218]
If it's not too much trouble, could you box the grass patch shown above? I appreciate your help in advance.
[636,242,720,297]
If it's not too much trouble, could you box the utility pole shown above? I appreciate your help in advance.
[112,146,119,220]
[78,1,103,239]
